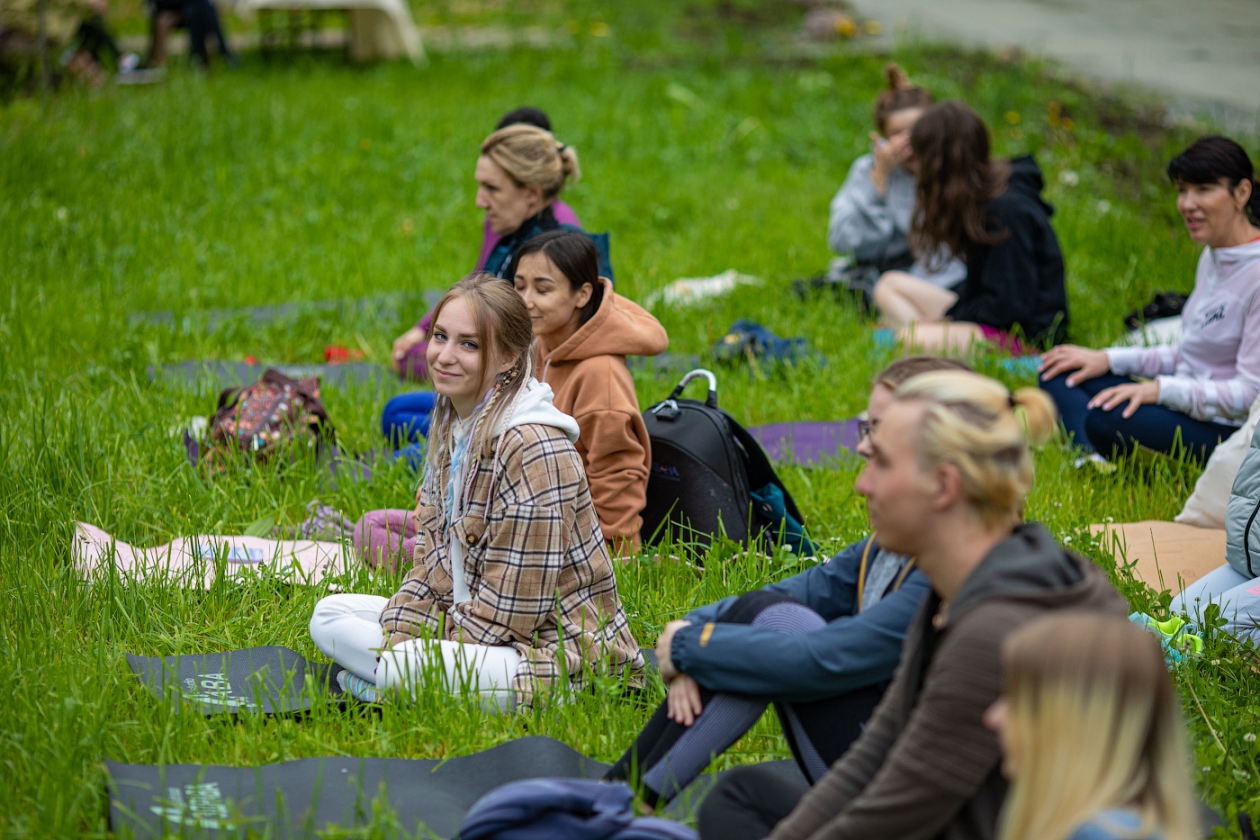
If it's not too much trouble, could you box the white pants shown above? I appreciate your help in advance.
[1171,563,1260,646]
[309,593,522,711]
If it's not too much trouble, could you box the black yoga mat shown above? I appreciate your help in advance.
[130,289,444,332]
[126,646,343,715]
[128,646,656,716]
[105,737,805,839]
[150,361,394,391]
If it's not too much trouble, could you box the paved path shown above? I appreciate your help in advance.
[846,0,1260,125]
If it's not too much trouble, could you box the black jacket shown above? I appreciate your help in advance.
[946,155,1068,347]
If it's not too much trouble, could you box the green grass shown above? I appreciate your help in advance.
[2,1,1259,835]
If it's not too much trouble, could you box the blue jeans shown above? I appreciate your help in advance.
[1040,372,1236,463]
[381,391,436,444]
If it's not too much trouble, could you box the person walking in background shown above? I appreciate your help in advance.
[312,274,643,707]
[985,612,1200,840]
[141,0,234,70]
[871,101,1068,355]
[828,64,965,293]
[696,370,1127,840]
[603,357,968,808]
[513,229,666,556]
[1040,136,1260,464]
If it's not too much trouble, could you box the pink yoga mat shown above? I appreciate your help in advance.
[73,523,354,588]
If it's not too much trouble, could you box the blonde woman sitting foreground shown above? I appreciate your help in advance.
[697,372,1126,840]
[986,612,1200,840]
[311,274,644,709]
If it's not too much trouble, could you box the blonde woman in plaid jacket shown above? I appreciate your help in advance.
[310,274,644,709]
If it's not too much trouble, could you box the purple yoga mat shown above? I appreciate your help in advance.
[749,420,863,467]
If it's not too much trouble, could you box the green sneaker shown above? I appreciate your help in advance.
[1130,612,1204,662]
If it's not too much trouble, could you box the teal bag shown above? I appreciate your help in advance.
[750,482,820,557]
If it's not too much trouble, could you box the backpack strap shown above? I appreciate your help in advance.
[857,536,916,613]
[855,535,876,613]
[892,558,917,591]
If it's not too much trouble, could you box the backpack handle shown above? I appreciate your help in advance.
[667,369,718,408]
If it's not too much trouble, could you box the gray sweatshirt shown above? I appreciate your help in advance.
[828,153,966,290]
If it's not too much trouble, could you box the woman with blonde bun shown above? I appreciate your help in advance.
[698,371,1127,840]
[391,124,584,384]
[986,612,1199,840]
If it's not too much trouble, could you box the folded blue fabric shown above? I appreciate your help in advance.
[459,778,696,840]
[614,817,699,840]
[711,319,816,366]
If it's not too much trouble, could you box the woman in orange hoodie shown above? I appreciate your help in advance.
[513,229,668,556]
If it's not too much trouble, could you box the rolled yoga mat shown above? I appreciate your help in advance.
[127,646,659,716]
[748,420,862,467]
[127,646,344,715]
[104,737,806,839]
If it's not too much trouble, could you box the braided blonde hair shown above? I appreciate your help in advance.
[893,371,1057,527]
[422,273,536,508]
[480,124,580,200]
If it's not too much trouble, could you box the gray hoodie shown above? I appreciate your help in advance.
[828,153,966,290]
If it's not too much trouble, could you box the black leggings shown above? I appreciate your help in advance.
[605,591,887,807]
[696,764,809,840]
[152,0,232,65]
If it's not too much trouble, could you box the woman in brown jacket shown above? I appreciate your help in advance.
[310,274,643,709]
[696,371,1126,840]
[513,229,668,556]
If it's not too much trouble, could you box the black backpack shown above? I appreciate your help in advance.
[640,369,815,557]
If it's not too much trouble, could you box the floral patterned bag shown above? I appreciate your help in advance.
[201,368,333,469]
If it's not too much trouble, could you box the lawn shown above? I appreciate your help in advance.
[1,0,1258,835]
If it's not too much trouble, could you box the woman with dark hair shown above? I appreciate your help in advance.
[513,229,667,556]
[871,101,1068,354]
[828,64,965,291]
[1040,136,1260,463]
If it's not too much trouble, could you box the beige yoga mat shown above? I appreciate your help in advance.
[73,523,354,588]
[1089,520,1226,595]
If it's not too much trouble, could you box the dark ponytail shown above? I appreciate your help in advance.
[514,229,604,325]
[1167,135,1260,224]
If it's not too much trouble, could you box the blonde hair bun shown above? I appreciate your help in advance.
[1011,386,1057,447]
[480,124,580,200]
[893,371,1059,527]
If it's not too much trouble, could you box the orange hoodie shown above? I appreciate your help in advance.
[536,279,669,556]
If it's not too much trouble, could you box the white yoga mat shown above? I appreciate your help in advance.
[73,522,354,588]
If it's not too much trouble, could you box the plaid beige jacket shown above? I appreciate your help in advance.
[380,422,644,701]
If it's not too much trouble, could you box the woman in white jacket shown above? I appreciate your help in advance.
[1040,136,1260,463]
